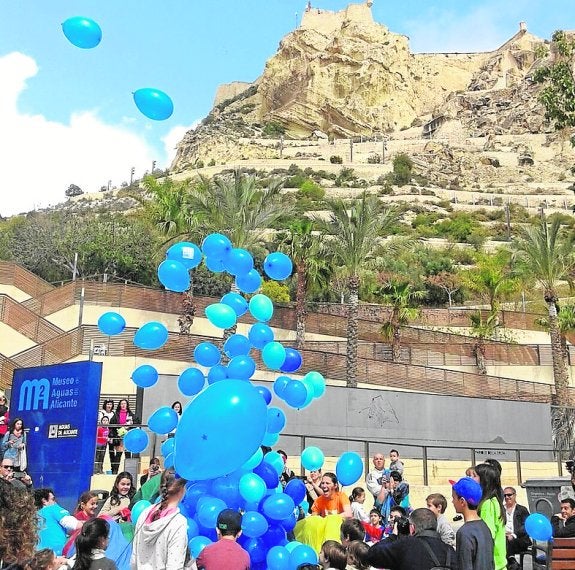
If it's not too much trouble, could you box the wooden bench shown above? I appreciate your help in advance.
[532,538,575,569]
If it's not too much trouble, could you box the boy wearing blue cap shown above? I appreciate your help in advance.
[451,477,495,570]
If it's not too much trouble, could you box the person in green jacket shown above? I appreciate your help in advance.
[476,462,507,570]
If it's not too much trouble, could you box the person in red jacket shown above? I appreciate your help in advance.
[0,393,9,437]
[95,416,111,474]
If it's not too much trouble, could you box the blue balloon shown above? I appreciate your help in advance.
[280,348,303,373]
[273,376,291,399]
[249,294,274,322]
[207,364,228,384]
[166,241,202,269]
[336,452,364,486]
[123,428,148,453]
[221,292,249,317]
[188,536,212,559]
[210,473,243,510]
[164,452,174,469]
[242,448,264,470]
[158,259,190,292]
[161,437,175,457]
[133,321,169,350]
[284,479,306,505]
[524,513,553,541]
[256,386,273,405]
[183,482,211,513]
[263,525,287,549]
[248,323,274,349]
[242,511,269,538]
[205,303,237,329]
[304,371,326,398]
[186,518,199,540]
[263,252,293,281]
[266,545,290,570]
[205,256,226,273]
[97,312,126,336]
[202,233,232,259]
[131,364,159,388]
[262,431,280,447]
[280,513,297,532]
[285,540,302,553]
[241,536,267,565]
[223,334,251,358]
[62,16,102,49]
[290,544,318,568]
[236,269,262,294]
[267,407,286,434]
[148,406,178,435]
[131,500,151,524]
[264,451,284,477]
[178,367,205,396]
[239,473,267,503]
[283,379,308,408]
[194,342,221,367]
[262,494,295,521]
[133,88,174,121]
[197,497,227,528]
[254,461,280,489]
[174,380,267,480]
[301,446,324,471]
[227,355,256,380]
[224,248,254,276]
[262,342,286,370]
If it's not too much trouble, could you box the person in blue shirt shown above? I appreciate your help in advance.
[34,488,82,555]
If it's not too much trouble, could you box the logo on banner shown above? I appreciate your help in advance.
[16,375,80,412]
[19,378,50,411]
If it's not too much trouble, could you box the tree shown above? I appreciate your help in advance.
[426,271,461,307]
[278,218,332,348]
[513,217,575,405]
[65,184,83,197]
[320,192,397,387]
[469,311,498,375]
[377,277,426,361]
[536,304,575,366]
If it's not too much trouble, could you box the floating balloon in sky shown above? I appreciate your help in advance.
[133,321,169,350]
[62,16,102,49]
[133,88,174,121]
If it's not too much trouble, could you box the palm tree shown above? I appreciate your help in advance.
[536,304,575,366]
[378,278,426,361]
[513,217,575,405]
[278,219,332,348]
[320,192,397,387]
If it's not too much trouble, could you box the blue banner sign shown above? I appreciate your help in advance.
[10,361,103,511]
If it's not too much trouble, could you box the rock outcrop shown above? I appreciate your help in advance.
[171,2,549,172]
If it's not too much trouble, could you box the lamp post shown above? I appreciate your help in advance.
[130,167,135,185]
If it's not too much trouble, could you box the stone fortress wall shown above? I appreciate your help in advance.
[300,2,376,36]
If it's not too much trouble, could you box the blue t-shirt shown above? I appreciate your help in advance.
[38,503,71,555]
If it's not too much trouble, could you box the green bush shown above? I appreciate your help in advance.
[207,158,216,167]
[392,153,413,186]
[298,179,325,201]
[330,155,343,164]
[262,121,286,137]
[261,280,291,303]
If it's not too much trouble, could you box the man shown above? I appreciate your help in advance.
[365,507,458,570]
[552,498,575,538]
[451,476,494,570]
[503,486,530,567]
[366,452,390,508]
[0,457,32,491]
[196,508,250,570]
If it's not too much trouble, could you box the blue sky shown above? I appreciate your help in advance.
[1,0,574,215]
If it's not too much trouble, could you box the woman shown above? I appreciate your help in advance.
[167,402,182,439]
[109,400,134,475]
[0,478,37,568]
[74,518,117,570]
[131,469,188,570]
[139,458,162,487]
[1,418,27,471]
[34,488,82,555]
[99,472,135,522]
[0,392,9,437]
[98,400,115,472]
[311,472,352,518]
[476,462,506,570]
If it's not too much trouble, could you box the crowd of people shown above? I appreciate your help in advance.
[0,387,569,570]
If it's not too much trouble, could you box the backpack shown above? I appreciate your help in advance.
[419,537,454,570]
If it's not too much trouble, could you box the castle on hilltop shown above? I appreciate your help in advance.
[301,1,377,35]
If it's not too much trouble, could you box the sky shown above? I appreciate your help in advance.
[0,0,574,216]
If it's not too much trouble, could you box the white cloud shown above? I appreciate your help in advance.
[162,121,199,165]
[0,52,177,217]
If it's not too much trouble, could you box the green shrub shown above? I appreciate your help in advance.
[261,280,291,303]
[207,158,216,167]
[298,179,325,200]
[392,153,413,186]
[330,155,343,164]
[262,121,286,137]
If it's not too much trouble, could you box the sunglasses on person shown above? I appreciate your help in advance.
[1,464,14,469]
[503,492,515,498]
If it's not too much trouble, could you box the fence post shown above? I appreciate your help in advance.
[364,441,370,480]
[422,446,429,486]
[515,449,522,485]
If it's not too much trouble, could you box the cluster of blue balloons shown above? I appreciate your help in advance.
[61,16,174,121]
[96,234,333,568]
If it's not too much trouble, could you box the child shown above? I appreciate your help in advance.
[451,476,494,570]
[362,508,384,543]
[95,417,110,474]
[426,492,456,547]
[73,518,117,570]
[389,449,404,475]
[319,540,347,570]
[99,471,135,522]
[349,487,369,522]
[346,540,371,570]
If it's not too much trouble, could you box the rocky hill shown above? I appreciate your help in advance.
[171,3,550,171]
